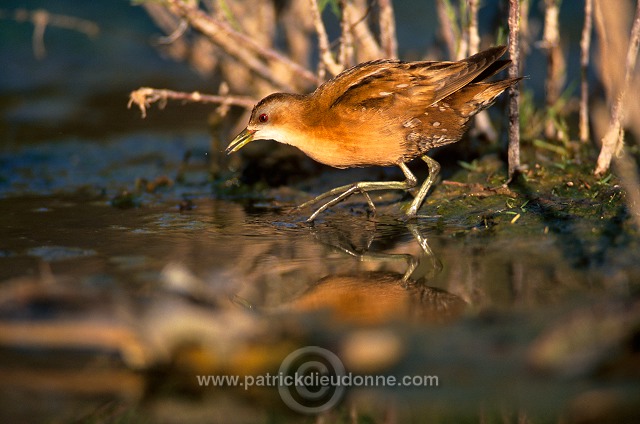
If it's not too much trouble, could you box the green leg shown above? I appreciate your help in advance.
[406,155,440,218]
[298,163,418,222]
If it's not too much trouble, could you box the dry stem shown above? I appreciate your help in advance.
[339,0,355,68]
[508,0,522,179]
[345,0,384,61]
[436,0,457,59]
[580,0,593,143]
[309,0,343,79]
[595,0,640,175]
[378,0,398,59]
[1,8,99,59]
[167,0,318,91]
[519,0,531,58]
[128,87,256,118]
[468,0,480,55]
[542,0,566,140]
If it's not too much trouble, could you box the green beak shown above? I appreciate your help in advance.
[226,128,256,154]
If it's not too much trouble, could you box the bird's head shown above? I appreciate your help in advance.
[226,92,305,154]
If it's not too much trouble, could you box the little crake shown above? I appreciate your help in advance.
[227,45,520,222]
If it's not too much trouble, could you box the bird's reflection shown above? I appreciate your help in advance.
[272,221,465,325]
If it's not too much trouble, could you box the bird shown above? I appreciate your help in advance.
[226,45,520,222]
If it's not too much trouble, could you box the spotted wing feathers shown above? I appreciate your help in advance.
[318,46,509,112]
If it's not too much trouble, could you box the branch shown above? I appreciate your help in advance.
[128,88,256,118]
[166,0,318,91]
[344,0,383,62]
[580,0,593,143]
[595,0,640,175]
[378,0,398,59]
[508,0,522,179]
[541,0,566,140]
[309,0,343,79]
[338,0,355,68]
[468,0,480,55]
[1,8,99,59]
[436,0,457,59]
[519,0,531,57]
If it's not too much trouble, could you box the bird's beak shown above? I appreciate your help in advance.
[226,128,256,154]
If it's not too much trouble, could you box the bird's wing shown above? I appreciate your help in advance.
[320,46,508,113]
[313,59,406,109]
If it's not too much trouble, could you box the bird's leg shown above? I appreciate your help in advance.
[406,156,440,218]
[301,163,418,222]
[293,182,364,211]
[306,185,367,222]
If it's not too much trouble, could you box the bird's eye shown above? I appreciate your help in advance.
[258,113,269,123]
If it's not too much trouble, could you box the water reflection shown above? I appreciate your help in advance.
[1,196,638,422]
[277,222,465,325]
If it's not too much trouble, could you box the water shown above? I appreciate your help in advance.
[1,179,638,421]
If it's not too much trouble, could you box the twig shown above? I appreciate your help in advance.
[2,8,99,59]
[378,0,398,59]
[156,17,188,45]
[468,0,480,55]
[167,0,318,91]
[457,1,469,60]
[128,87,256,118]
[541,0,566,140]
[436,0,457,59]
[338,0,355,69]
[593,0,611,101]
[595,0,640,175]
[466,0,496,141]
[344,0,383,62]
[580,0,593,143]
[508,0,522,179]
[309,0,343,79]
[519,0,531,58]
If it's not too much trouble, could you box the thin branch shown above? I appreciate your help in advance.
[309,0,343,79]
[1,8,99,59]
[167,0,318,90]
[519,0,531,57]
[468,0,480,55]
[508,0,522,179]
[128,87,256,118]
[344,0,383,61]
[580,0,593,143]
[338,0,355,68]
[595,0,640,175]
[457,1,469,60]
[10,8,99,36]
[466,0,496,141]
[378,0,398,59]
[593,0,612,102]
[31,9,47,59]
[436,0,457,59]
[542,0,566,140]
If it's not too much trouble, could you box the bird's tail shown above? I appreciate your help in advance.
[454,77,522,117]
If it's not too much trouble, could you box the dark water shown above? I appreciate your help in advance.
[1,1,639,423]
[2,176,639,422]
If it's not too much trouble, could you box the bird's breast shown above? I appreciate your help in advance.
[292,127,407,168]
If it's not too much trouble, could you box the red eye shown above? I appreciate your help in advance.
[258,113,268,123]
